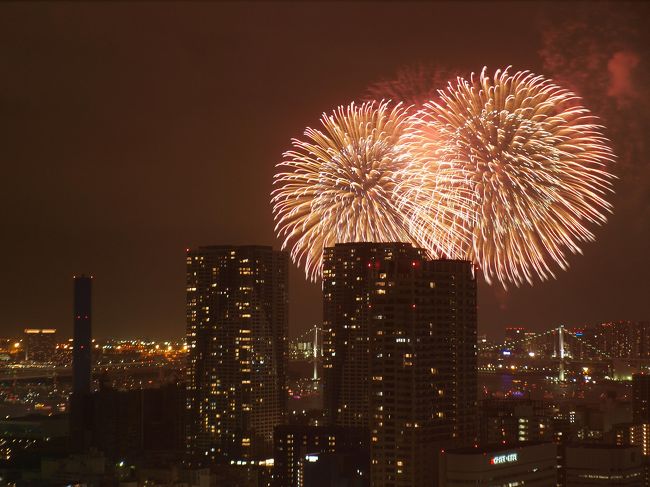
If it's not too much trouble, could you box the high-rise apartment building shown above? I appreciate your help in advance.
[631,373,650,479]
[633,374,650,424]
[185,245,288,465]
[322,242,409,429]
[582,321,650,359]
[321,242,477,487]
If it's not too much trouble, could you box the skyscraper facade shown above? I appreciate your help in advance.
[185,245,288,464]
[73,275,92,395]
[633,374,650,424]
[631,373,650,473]
[322,242,477,487]
[583,321,650,359]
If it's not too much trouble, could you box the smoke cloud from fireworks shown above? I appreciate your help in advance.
[363,64,459,110]
[607,50,640,104]
[539,2,650,228]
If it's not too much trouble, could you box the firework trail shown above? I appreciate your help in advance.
[401,67,616,287]
[272,101,419,281]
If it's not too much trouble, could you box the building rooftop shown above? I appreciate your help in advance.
[566,443,641,450]
[443,441,552,455]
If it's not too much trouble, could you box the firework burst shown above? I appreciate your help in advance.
[272,101,419,281]
[402,67,616,286]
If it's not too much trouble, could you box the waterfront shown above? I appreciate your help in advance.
[480,372,632,403]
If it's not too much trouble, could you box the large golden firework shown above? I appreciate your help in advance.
[271,101,419,281]
[401,67,616,286]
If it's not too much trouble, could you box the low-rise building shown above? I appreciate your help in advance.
[273,424,368,487]
[439,441,557,487]
[565,444,643,486]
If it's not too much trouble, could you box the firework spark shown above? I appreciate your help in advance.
[401,67,616,287]
[272,101,419,281]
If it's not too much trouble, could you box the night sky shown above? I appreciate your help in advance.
[1,2,648,340]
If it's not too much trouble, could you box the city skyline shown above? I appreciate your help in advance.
[1,2,649,340]
[2,248,650,485]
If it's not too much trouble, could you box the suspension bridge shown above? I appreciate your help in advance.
[290,325,323,381]
[290,324,644,383]
[477,324,647,381]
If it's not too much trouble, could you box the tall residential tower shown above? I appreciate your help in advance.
[322,242,477,487]
[185,245,288,464]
